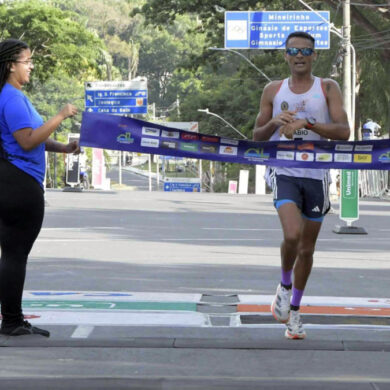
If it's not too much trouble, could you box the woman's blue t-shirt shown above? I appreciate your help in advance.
[0,83,45,186]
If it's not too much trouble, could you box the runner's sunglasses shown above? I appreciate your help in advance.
[286,47,314,56]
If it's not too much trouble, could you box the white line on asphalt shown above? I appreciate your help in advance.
[161,238,266,241]
[41,227,124,231]
[37,238,133,242]
[28,310,210,327]
[36,237,389,243]
[232,322,390,331]
[318,238,388,242]
[71,325,95,339]
[36,238,268,242]
[202,228,280,231]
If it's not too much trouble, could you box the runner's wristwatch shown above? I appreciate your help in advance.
[305,117,316,129]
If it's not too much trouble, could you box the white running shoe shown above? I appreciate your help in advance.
[270,283,291,323]
[285,310,306,340]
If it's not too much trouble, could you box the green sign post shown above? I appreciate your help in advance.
[340,169,358,221]
[333,169,367,234]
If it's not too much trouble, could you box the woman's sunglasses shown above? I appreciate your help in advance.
[286,47,314,56]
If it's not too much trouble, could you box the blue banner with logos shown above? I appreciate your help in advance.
[80,112,390,170]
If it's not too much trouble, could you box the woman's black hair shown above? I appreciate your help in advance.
[0,39,29,92]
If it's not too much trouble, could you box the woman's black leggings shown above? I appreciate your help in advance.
[0,159,44,327]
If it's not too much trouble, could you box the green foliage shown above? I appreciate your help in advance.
[136,0,390,139]
[0,0,104,84]
[2,0,389,191]
[0,0,105,188]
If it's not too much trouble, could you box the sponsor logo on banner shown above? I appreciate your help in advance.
[142,127,160,137]
[141,138,159,148]
[161,141,178,149]
[335,153,352,163]
[201,145,217,154]
[244,148,270,161]
[116,132,134,144]
[355,144,373,152]
[378,151,390,163]
[201,136,219,143]
[180,143,198,152]
[219,146,238,156]
[354,154,372,163]
[181,133,199,141]
[162,130,180,139]
[297,143,314,151]
[277,151,295,160]
[335,144,353,152]
[316,153,333,162]
[296,152,314,161]
[221,138,239,146]
[277,143,295,150]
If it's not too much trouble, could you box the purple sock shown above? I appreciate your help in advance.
[281,269,292,286]
[291,287,304,307]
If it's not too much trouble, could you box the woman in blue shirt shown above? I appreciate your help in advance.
[0,39,79,337]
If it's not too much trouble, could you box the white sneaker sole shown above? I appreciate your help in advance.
[285,329,306,340]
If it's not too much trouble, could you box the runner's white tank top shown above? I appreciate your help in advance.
[271,76,331,180]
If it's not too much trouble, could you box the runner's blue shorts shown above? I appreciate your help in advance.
[273,174,331,222]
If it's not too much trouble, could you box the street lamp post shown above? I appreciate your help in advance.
[207,47,270,195]
[197,109,247,194]
[197,108,247,140]
[208,47,272,83]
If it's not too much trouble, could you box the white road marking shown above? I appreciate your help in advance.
[41,227,124,231]
[24,291,201,302]
[202,228,280,231]
[71,325,95,339]
[27,310,210,327]
[238,295,390,307]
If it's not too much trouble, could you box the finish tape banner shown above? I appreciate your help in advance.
[80,112,390,170]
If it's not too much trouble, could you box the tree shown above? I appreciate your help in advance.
[0,0,106,187]
[0,0,104,84]
[135,0,390,135]
[54,0,145,81]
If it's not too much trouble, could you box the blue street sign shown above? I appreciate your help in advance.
[164,182,200,192]
[85,80,148,115]
[225,11,330,50]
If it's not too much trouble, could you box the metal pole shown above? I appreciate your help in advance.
[156,156,160,190]
[209,112,247,139]
[176,96,180,119]
[118,151,122,186]
[199,160,202,193]
[209,160,214,193]
[209,47,271,82]
[343,0,352,135]
[148,154,152,191]
[197,109,247,139]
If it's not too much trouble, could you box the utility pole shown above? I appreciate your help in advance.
[343,0,352,135]
[334,0,367,234]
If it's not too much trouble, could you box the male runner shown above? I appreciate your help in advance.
[253,31,350,339]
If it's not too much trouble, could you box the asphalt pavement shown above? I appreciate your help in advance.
[0,188,390,389]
